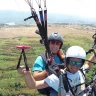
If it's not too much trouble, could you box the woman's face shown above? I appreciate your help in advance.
[49,40,61,54]
[67,57,83,74]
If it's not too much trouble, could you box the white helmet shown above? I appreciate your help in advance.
[66,46,86,60]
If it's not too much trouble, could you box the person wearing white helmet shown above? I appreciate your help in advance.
[65,46,86,74]
[17,46,95,96]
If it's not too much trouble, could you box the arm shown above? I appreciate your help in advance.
[32,55,48,80]
[84,54,95,69]
[18,66,48,89]
[33,70,48,80]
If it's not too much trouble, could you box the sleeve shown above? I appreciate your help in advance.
[32,56,45,72]
[44,74,59,92]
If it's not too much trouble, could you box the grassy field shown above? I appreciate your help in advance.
[0,24,96,96]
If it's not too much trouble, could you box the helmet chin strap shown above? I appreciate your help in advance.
[66,64,71,73]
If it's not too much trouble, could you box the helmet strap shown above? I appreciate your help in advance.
[66,65,71,73]
[66,58,71,72]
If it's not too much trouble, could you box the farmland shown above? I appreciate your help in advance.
[0,24,96,95]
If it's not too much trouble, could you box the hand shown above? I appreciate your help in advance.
[18,66,31,76]
[60,68,66,74]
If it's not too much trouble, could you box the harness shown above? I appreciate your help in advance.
[38,51,86,96]
[43,51,66,74]
[58,69,86,96]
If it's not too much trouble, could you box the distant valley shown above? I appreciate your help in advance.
[0,10,96,25]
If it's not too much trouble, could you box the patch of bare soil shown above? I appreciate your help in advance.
[0,24,95,38]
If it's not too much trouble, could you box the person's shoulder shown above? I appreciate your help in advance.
[36,55,43,60]
[81,65,86,70]
[39,52,47,61]
[40,52,46,56]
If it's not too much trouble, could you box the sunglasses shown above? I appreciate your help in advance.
[69,60,83,67]
[50,40,61,46]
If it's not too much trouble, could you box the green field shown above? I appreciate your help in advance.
[0,26,96,96]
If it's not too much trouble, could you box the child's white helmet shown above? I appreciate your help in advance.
[66,46,86,60]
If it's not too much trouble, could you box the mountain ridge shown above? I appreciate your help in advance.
[0,10,96,25]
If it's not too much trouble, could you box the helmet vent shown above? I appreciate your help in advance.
[53,32,58,39]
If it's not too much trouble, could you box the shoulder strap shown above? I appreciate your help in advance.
[40,49,65,64]
[79,68,86,84]
[73,69,86,93]
[62,73,70,92]
[40,52,60,77]
[79,68,86,79]
[40,52,47,64]
[62,69,87,95]
[64,73,75,96]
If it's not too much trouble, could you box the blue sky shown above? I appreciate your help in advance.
[0,0,96,18]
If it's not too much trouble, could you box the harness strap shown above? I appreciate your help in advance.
[64,73,75,96]
[40,51,65,75]
[79,69,86,79]
[62,69,86,96]
[62,73,69,92]
[73,69,86,93]
[73,82,85,93]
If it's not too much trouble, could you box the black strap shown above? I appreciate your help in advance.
[79,68,86,79]
[93,86,96,95]
[45,59,60,77]
[66,69,86,95]
[62,73,69,92]
[64,73,75,96]
[67,69,86,95]
[73,82,85,93]
[40,52,65,77]
[40,52,66,69]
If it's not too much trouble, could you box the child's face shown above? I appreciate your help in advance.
[67,57,83,74]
